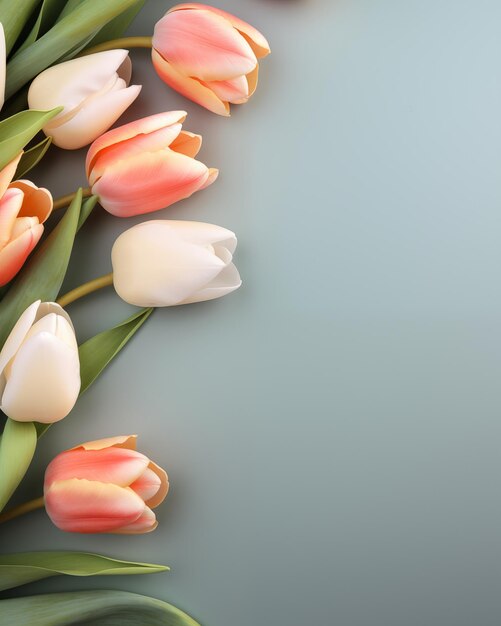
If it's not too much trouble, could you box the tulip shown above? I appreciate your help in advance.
[86,111,217,217]
[0,153,53,286]
[152,4,270,116]
[27,50,141,150]
[44,435,169,534]
[0,23,5,111]
[112,220,241,307]
[0,300,80,423]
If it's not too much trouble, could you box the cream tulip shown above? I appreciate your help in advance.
[0,301,81,423]
[27,50,141,150]
[112,220,241,307]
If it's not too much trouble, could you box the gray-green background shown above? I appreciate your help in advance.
[3,0,501,624]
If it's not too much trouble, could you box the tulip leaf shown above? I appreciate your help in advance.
[0,419,37,512]
[0,0,41,55]
[85,0,146,48]
[0,107,62,171]
[0,552,168,591]
[0,590,200,626]
[0,189,82,350]
[15,136,52,178]
[77,194,99,230]
[5,0,143,98]
[13,0,66,57]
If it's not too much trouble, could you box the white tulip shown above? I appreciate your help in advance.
[0,24,5,111]
[112,220,242,307]
[27,50,141,150]
[0,301,81,423]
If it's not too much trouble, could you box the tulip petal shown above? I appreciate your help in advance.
[0,23,5,111]
[0,188,24,246]
[199,167,219,190]
[0,153,22,200]
[44,479,145,533]
[145,461,170,508]
[142,220,236,249]
[0,223,43,287]
[154,9,257,81]
[34,302,75,331]
[180,261,241,304]
[1,328,80,423]
[47,85,142,150]
[93,147,211,217]
[75,435,137,452]
[45,448,149,489]
[114,506,157,534]
[88,122,183,186]
[0,300,40,377]
[86,110,187,177]
[152,49,229,116]
[9,180,53,223]
[246,65,259,99]
[169,130,202,158]
[170,4,271,58]
[129,467,162,502]
[204,74,249,104]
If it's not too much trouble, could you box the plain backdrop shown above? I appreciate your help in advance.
[2,1,501,625]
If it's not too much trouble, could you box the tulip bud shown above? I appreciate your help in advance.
[44,435,169,534]
[0,153,53,286]
[0,301,80,423]
[152,4,270,116]
[86,111,218,217]
[112,220,241,307]
[27,50,141,150]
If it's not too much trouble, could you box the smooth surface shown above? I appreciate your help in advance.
[2,1,501,624]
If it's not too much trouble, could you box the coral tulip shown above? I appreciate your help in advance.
[44,435,169,534]
[0,300,80,423]
[112,220,241,307]
[152,4,270,115]
[0,153,53,286]
[27,50,141,150]
[86,111,217,217]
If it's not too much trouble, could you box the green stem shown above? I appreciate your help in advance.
[53,187,92,211]
[57,273,114,308]
[81,36,153,56]
[0,496,45,524]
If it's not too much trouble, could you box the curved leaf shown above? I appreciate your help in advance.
[0,591,200,626]
[15,136,52,178]
[0,419,37,512]
[0,552,168,591]
[13,0,65,57]
[0,0,40,55]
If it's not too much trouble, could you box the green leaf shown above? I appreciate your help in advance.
[0,107,61,171]
[0,420,37,512]
[77,194,99,230]
[0,552,168,591]
[5,0,143,98]
[15,135,52,178]
[0,189,82,349]
[13,0,66,57]
[85,0,146,48]
[0,591,200,626]
[0,0,41,55]
[79,308,154,395]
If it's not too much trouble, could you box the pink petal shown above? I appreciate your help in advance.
[9,181,53,223]
[92,147,211,217]
[129,467,162,502]
[170,130,202,158]
[0,223,43,287]
[44,479,145,533]
[145,460,169,508]
[169,4,271,58]
[44,447,150,490]
[203,74,249,104]
[152,50,229,116]
[86,111,187,178]
[0,153,22,198]
[115,506,157,534]
[74,435,137,451]
[153,8,257,81]
[0,188,24,246]
[199,167,219,190]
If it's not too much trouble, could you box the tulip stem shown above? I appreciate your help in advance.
[0,496,45,524]
[80,37,153,56]
[56,273,114,308]
[53,187,93,211]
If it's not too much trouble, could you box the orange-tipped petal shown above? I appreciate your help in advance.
[9,181,53,223]
[0,222,43,286]
[44,479,145,533]
[129,467,162,502]
[246,65,259,99]
[170,130,202,158]
[74,435,137,451]
[86,111,187,177]
[169,4,271,58]
[153,8,257,81]
[92,147,211,217]
[115,506,157,534]
[199,167,219,190]
[44,447,150,489]
[204,74,249,104]
[0,188,24,246]
[0,153,22,198]
[152,49,229,116]
[144,460,169,508]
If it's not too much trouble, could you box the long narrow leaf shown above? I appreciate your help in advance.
[0,420,37,512]
[85,0,146,48]
[0,0,41,55]
[15,136,52,178]
[0,552,168,591]
[0,590,200,626]
[13,0,65,57]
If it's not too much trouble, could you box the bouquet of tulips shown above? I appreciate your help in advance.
[0,1,269,623]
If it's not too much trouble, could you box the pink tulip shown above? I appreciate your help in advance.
[44,435,169,534]
[86,111,218,217]
[152,4,270,116]
[0,153,53,287]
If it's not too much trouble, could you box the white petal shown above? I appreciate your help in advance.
[0,23,5,111]
[180,262,242,304]
[0,300,41,378]
[1,331,80,423]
